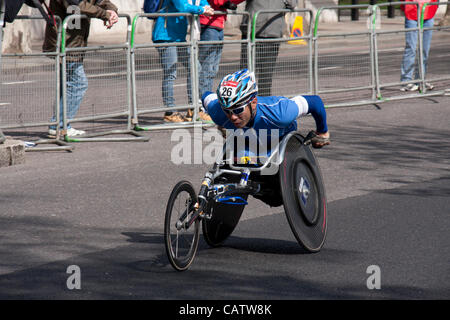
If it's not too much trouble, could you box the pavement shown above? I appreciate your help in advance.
[0,12,449,300]
[0,95,449,299]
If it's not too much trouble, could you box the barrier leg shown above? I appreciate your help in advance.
[1,2,4,144]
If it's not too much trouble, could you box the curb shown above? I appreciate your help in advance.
[0,139,26,168]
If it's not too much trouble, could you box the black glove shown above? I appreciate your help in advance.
[303,131,330,149]
[221,1,237,11]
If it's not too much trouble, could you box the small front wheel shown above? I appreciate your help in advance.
[164,181,200,271]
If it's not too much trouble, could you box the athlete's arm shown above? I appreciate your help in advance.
[290,95,330,147]
[201,92,229,127]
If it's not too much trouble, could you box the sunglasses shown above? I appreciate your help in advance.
[222,104,247,116]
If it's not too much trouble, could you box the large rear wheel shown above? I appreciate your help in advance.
[279,134,327,252]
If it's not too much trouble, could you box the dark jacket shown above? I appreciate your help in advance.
[43,0,118,53]
[240,0,295,39]
[4,0,37,23]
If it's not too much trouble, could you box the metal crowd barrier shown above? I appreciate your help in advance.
[251,9,314,98]
[130,11,251,132]
[0,15,72,151]
[372,1,447,102]
[421,2,450,91]
[59,14,148,143]
[130,12,205,132]
[0,0,4,68]
[2,5,450,144]
[313,4,377,107]
[0,0,6,143]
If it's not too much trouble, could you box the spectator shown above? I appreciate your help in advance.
[152,0,214,123]
[0,0,3,143]
[3,0,51,25]
[1,0,56,143]
[197,1,245,100]
[240,0,295,96]
[44,0,119,137]
[400,0,438,92]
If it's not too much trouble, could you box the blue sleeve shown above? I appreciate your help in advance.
[303,95,328,133]
[202,92,228,127]
[172,0,205,14]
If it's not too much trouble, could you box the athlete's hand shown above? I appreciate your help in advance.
[312,131,330,149]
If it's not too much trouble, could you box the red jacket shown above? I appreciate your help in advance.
[401,0,438,21]
[199,0,246,29]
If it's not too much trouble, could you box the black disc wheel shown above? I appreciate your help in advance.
[164,181,200,271]
[202,171,247,247]
[202,194,247,247]
[279,134,327,252]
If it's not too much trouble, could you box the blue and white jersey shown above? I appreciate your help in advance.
[202,92,328,139]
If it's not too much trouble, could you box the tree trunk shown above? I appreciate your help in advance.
[439,4,450,26]
[2,5,33,54]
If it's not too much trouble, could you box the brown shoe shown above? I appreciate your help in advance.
[164,112,186,123]
[185,109,194,121]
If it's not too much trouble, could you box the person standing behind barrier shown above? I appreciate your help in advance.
[0,0,4,144]
[240,0,295,96]
[1,0,57,143]
[400,0,438,92]
[43,0,119,137]
[152,0,214,123]
[197,1,245,105]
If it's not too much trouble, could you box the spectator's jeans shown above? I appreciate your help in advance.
[157,45,192,114]
[198,27,224,97]
[50,61,88,129]
[400,18,434,82]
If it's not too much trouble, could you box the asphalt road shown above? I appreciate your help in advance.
[0,94,449,299]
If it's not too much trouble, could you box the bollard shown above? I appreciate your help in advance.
[387,0,395,18]
[351,0,359,21]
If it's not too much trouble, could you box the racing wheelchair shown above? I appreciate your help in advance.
[164,130,327,271]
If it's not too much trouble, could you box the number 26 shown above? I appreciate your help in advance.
[222,87,233,97]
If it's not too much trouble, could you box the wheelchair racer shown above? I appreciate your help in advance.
[201,69,330,149]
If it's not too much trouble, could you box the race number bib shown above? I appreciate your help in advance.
[221,81,239,98]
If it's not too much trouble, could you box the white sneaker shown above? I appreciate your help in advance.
[48,128,86,137]
[67,127,86,137]
[425,82,434,91]
[400,83,419,92]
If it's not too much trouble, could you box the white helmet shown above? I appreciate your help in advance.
[216,69,258,110]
